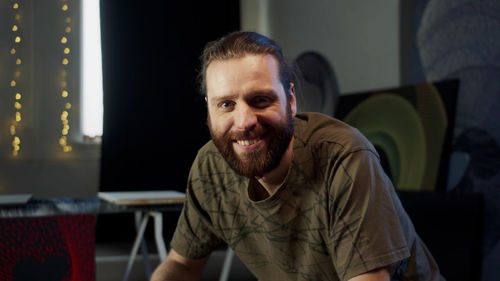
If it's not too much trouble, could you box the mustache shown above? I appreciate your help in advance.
[225,126,266,140]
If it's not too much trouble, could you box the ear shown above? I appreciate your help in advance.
[289,82,297,117]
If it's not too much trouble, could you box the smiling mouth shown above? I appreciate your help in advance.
[236,138,260,146]
[234,130,265,147]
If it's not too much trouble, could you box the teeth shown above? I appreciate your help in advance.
[237,138,259,146]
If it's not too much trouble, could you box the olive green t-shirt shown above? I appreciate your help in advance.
[171,113,443,281]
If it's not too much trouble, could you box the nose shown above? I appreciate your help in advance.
[234,103,257,131]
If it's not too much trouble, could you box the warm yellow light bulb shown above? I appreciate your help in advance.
[62,4,68,11]
[61,111,69,120]
[65,27,71,33]
[15,112,21,121]
[61,37,68,44]
[10,48,16,54]
[14,102,22,110]
[65,103,72,109]
[16,58,22,65]
[62,90,69,97]
[62,129,69,135]
[63,146,72,152]
[10,125,16,135]
[14,36,21,43]
[62,58,69,65]
[13,3,19,9]
[12,25,18,31]
[15,93,21,100]
[10,80,16,87]
[59,137,67,146]
[64,47,70,54]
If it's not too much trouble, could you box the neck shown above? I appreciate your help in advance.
[256,136,294,196]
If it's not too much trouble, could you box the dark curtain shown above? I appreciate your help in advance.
[99,1,240,192]
[97,0,240,242]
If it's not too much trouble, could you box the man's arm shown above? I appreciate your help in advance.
[348,267,390,281]
[150,249,210,281]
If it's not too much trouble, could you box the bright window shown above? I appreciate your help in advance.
[81,0,103,138]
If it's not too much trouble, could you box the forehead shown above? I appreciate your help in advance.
[205,54,282,98]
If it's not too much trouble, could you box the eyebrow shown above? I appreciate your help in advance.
[209,94,239,105]
[209,89,279,105]
[250,89,279,97]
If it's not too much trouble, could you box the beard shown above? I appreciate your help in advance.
[208,108,294,178]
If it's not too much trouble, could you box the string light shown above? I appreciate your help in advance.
[58,0,72,153]
[9,1,23,157]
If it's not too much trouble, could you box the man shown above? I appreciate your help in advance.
[151,31,444,281]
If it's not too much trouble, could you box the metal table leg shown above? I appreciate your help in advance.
[122,212,150,281]
[219,247,234,281]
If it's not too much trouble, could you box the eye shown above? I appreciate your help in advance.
[252,96,273,108]
[218,101,235,112]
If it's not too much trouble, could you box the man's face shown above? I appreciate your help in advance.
[205,54,297,177]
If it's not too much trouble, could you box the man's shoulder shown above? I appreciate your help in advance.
[193,140,227,170]
[197,139,219,156]
[294,112,373,153]
[191,140,241,183]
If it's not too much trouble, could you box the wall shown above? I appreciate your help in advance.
[241,0,400,95]
[0,0,100,198]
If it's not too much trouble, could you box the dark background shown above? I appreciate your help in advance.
[97,0,240,242]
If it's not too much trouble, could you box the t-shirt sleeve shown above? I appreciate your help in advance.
[170,159,224,259]
[328,148,410,281]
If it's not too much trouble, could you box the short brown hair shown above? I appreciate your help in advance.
[198,31,294,98]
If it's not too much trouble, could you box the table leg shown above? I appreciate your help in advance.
[122,212,150,281]
[219,247,234,281]
[135,212,153,278]
[151,211,168,261]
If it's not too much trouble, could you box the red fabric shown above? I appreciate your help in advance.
[0,215,96,281]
